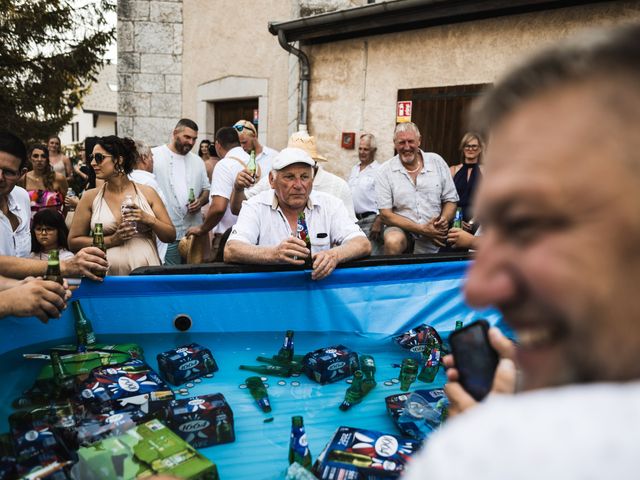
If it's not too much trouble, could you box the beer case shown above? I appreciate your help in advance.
[313,426,421,479]
[163,393,235,448]
[157,343,219,386]
[393,325,443,354]
[58,408,146,450]
[302,345,359,384]
[72,419,218,480]
[77,359,174,416]
[385,389,447,439]
[35,349,135,385]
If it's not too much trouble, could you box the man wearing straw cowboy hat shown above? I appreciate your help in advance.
[229,131,356,221]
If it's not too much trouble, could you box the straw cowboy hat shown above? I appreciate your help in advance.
[287,131,327,162]
[178,234,209,264]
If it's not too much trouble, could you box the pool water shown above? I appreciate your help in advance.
[1,330,451,479]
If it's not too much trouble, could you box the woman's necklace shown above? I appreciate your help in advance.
[404,161,422,174]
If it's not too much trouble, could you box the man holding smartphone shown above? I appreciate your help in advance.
[405,23,640,479]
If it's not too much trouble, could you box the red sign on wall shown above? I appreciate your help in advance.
[396,101,412,123]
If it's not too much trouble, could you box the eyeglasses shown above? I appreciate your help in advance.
[463,144,480,151]
[35,226,56,234]
[0,167,20,180]
[233,123,257,135]
[88,153,113,165]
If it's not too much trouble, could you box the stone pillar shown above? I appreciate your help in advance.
[117,0,183,146]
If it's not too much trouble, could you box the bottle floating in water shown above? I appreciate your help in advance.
[245,376,272,413]
[340,370,365,411]
[240,364,292,377]
[417,337,441,383]
[72,300,97,351]
[289,415,312,469]
[359,354,377,394]
[399,358,418,391]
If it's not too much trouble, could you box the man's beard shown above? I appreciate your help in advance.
[175,138,192,155]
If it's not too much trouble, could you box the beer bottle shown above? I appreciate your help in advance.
[289,415,312,469]
[50,350,74,393]
[92,223,106,277]
[44,249,63,285]
[277,330,294,362]
[417,338,441,383]
[359,354,377,394]
[239,364,292,377]
[453,207,463,229]
[339,370,365,411]
[327,449,373,468]
[188,188,196,204]
[215,414,234,444]
[245,376,272,413]
[247,150,257,179]
[296,212,312,268]
[455,320,463,330]
[399,358,418,391]
[72,300,97,351]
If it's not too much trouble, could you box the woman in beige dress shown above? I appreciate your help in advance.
[47,136,73,184]
[69,136,176,275]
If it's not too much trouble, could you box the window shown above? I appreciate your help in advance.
[71,122,80,142]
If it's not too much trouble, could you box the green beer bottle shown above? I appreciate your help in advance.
[417,337,441,383]
[399,358,419,391]
[239,364,292,377]
[92,222,106,278]
[247,150,257,179]
[245,376,272,413]
[359,354,377,394]
[44,249,63,285]
[277,330,295,362]
[188,188,196,204]
[289,415,312,469]
[453,207,463,229]
[215,414,234,444]
[339,370,365,411]
[72,300,97,351]
[50,350,74,393]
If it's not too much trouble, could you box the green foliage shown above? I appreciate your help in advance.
[0,0,116,142]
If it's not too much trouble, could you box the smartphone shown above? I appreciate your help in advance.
[449,319,499,401]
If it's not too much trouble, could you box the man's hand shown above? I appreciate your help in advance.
[369,215,383,241]
[2,279,68,323]
[443,327,517,417]
[311,249,339,280]
[234,170,256,192]
[272,237,309,265]
[187,199,202,214]
[60,247,108,281]
[420,217,448,247]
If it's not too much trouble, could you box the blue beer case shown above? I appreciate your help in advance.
[157,343,219,386]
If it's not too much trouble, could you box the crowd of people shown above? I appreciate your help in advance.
[0,20,638,478]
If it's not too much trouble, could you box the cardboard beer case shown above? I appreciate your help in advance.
[385,389,447,440]
[313,426,421,479]
[302,345,359,384]
[163,393,235,449]
[73,419,218,480]
[157,344,219,386]
[77,359,174,417]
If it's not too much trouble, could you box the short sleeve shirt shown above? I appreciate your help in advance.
[0,186,31,257]
[228,190,365,255]
[348,161,380,215]
[210,146,251,234]
[376,151,459,224]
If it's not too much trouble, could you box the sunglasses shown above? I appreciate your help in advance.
[88,153,113,165]
[233,124,256,135]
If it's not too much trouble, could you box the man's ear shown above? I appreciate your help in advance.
[268,171,276,189]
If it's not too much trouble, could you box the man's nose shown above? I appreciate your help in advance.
[464,231,518,308]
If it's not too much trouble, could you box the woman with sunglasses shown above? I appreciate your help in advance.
[449,132,485,223]
[68,136,176,275]
[19,145,68,218]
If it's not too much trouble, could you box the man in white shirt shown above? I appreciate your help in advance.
[225,148,370,280]
[130,139,168,262]
[404,24,640,480]
[348,133,383,255]
[152,118,210,264]
[230,131,356,221]
[233,119,278,175]
[376,122,458,255]
[186,127,250,260]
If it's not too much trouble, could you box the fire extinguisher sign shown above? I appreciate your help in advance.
[396,101,412,123]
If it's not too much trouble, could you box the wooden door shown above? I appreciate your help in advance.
[214,99,259,134]
[397,84,489,165]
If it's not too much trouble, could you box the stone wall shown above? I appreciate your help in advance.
[117,0,184,146]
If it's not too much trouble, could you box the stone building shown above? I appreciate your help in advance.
[118,0,640,178]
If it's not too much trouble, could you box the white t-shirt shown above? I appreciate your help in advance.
[256,146,278,176]
[348,161,381,215]
[152,145,209,239]
[0,186,31,257]
[246,166,357,221]
[403,382,640,480]
[209,146,251,235]
[228,190,365,255]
